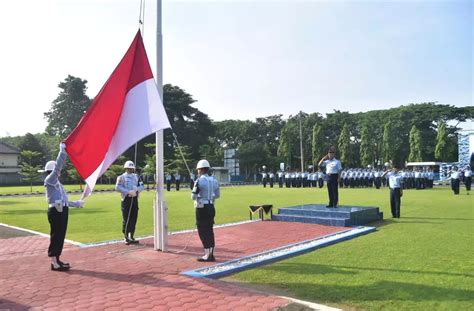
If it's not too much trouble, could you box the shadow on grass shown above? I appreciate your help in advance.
[262,262,474,278]
[0,200,23,206]
[402,216,474,221]
[1,209,106,216]
[257,279,473,303]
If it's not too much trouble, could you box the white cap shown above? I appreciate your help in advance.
[196,159,210,169]
[44,160,56,172]
[124,160,135,169]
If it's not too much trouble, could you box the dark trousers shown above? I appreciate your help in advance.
[269,179,274,188]
[278,177,283,188]
[121,197,139,237]
[196,204,215,249]
[318,178,324,188]
[166,180,171,191]
[465,176,472,191]
[176,180,180,191]
[47,206,69,257]
[375,177,381,189]
[262,178,267,188]
[327,174,339,207]
[451,179,460,194]
[390,188,401,218]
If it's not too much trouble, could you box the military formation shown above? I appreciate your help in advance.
[261,167,438,190]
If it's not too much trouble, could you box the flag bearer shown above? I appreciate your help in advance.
[43,143,84,271]
[116,161,144,245]
[192,159,220,262]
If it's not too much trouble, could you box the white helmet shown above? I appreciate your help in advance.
[44,161,56,172]
[124,160,135,169]
[196,159,210,169]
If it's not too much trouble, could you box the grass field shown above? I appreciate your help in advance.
[0,184,115,195]
[0,185,472,310]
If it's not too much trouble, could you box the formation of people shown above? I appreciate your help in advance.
[261,167,438,190]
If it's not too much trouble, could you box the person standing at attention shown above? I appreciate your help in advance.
[192,159,220,262]
[115,161,144,245]
[318,146,342,208]
[383,163,403,218]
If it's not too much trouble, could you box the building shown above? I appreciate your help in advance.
[224,148,240,176]
[0,141,21,184]
[458,129,474,169]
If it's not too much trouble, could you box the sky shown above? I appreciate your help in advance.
[0,0,472,137]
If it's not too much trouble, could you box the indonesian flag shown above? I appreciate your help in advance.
[65,30,170,197]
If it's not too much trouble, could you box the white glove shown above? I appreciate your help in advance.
[70,200,84,208]
[128,190,137,197]
[60,143,66,153]
[133,186,138,191]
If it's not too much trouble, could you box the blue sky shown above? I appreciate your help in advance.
[0,0,472,137]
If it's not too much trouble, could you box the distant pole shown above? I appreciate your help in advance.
[154,0,167,251]
[299,116,304,172]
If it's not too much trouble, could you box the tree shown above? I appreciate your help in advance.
[163,84,215,162]
[338,123,351,167]
[311,124,324,166]
[67,166,83,190]
[44,75,92,137]
[408,125,422,162]
[236,140,267,179]
[359,122,374,167]
[19,150,42,192]
[435,121,449,161]
[18,133,45,167]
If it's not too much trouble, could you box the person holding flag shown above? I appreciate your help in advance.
[43,143,84,271]
[115,160,144,245]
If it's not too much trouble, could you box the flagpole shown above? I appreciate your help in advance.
[154,0,168,251]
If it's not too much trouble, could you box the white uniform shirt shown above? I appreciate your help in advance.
[323,159,342,174]
[387,172,402,189]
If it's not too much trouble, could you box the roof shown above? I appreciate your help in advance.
[406,162,442,166]
[0,141,20,154]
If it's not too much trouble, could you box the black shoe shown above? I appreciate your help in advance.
[197,255,215,262]
[129,238,139,244]
[56,257,70,268]
[51,263,69,271]
[124,238,132,245]
[326,205,333,208]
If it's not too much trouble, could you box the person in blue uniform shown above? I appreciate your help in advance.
[450,166,461,195]
[318,146,342,208]
[43,143,84,271]
[464,166,472,195]
[115,161,144,245]
[192,159,220,262]
[174,172,181,191]
[383,163,403,218]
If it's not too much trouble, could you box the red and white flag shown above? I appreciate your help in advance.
[65,30,170,197]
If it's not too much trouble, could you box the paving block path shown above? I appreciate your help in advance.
[0,221,346,310]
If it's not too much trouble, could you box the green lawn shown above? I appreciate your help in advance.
[0,185,472,310]
[0,183,115,195]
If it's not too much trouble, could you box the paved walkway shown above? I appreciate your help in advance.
[0,221,346,310]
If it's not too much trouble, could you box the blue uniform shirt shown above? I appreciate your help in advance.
[323,159,342,174]
[191,175,220,205]
[115,172,144,201]
[44,150,68,207]
[387,172,403,189]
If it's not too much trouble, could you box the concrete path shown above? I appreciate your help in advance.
[0,221,346,310]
